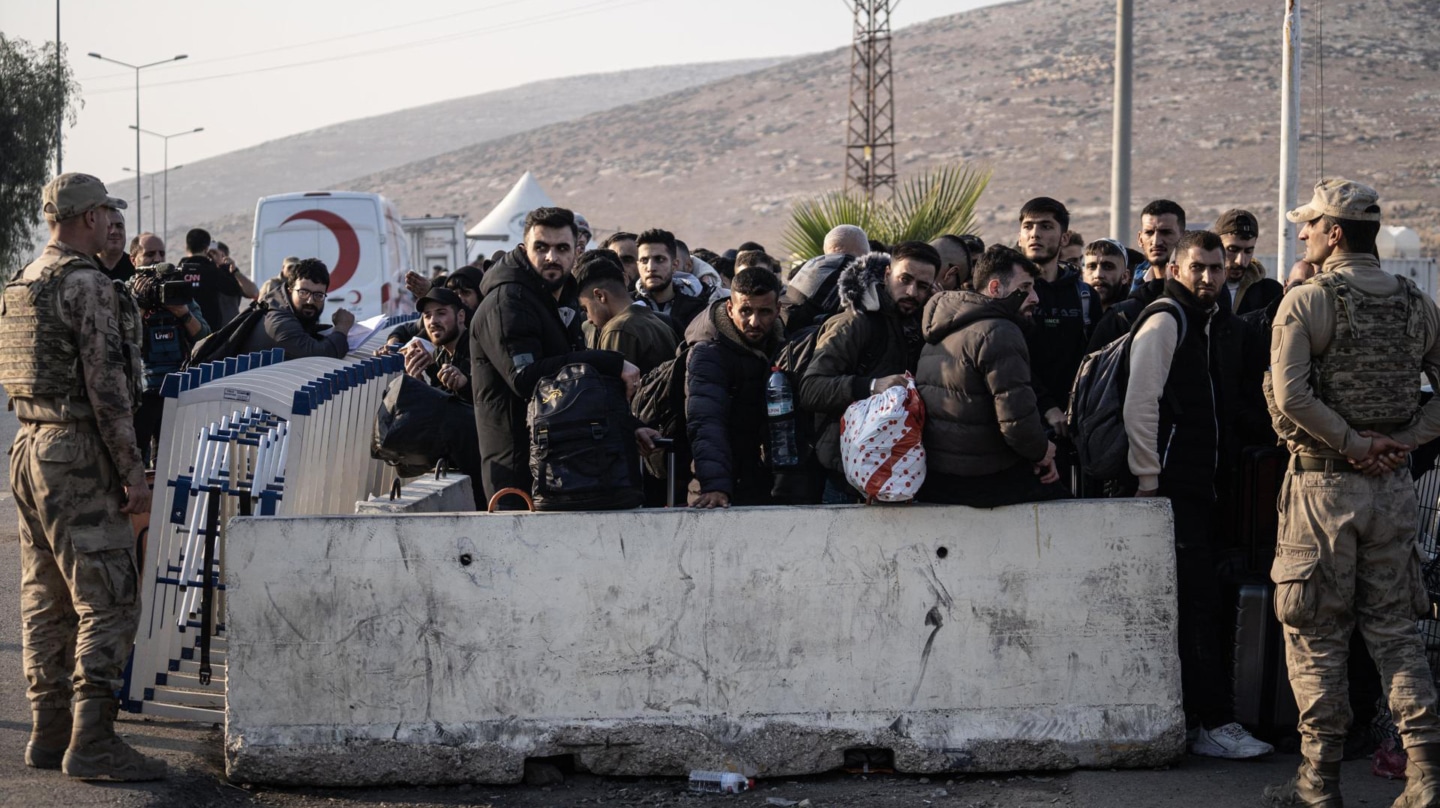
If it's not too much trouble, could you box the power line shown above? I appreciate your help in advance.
[75,0,534,84]
[80,0,650,93]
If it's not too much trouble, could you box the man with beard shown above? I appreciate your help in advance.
[1081,238,1131,316]
[634,228,709,339]
[1215,208,1283,317]
[95,207,135,283]
[801,243,938,503]
[1130,199,1186,290]
[1124,230,1274,761]
[404,287,472,400]
[916,245,1064,507]
[470,207,641,505]
[685,267,786,509]
[237,258,353,359]
[1018,197,1102,451]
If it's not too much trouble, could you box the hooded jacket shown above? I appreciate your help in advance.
[236,294,348,361]
[781,253,855,331]
[635,273,710,341]
[798,253,921,472]
[684,298,783,505]
[469,246,626,500]
[1225,260,1284,317]
[916,290,1050,476]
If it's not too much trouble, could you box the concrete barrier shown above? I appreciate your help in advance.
[354,473,475,515]
[224,501,1184,786]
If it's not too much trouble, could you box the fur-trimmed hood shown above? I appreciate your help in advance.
[836,251,893,313]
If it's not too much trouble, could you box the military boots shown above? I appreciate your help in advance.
[1264,759,1343,807]
[24,706,72,769]
[1393,745,1440,808]
[60,698,167,781]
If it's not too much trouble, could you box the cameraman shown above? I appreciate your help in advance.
[128,262,211,466]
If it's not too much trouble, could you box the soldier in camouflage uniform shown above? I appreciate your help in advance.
[1264,179,1440,807]
[2,174,166,781]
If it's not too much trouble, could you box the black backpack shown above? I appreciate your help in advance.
[529,363,643,511]
[372,374,477,477]
[631,342,692,441]
[186,300,270,368]
[1067,299,1187,481]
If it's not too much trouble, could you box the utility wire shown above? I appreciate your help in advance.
[77,0,533,83]
[81,0,650,92]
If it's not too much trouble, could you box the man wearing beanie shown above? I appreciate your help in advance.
[1215,208,1282,317]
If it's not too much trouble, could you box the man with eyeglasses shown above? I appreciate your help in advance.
[237,257,353,360]
[798,243,939,503]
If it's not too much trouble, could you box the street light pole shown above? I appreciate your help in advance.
[1109,0,1133,242]
[130,125,202,244]
[87,51,187,233]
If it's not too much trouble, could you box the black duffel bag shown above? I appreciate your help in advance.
[372,374,477,478]
[528,363,643,511]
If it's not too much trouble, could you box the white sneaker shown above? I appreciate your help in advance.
[1189,722,1275,759]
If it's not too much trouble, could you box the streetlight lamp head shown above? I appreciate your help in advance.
[87,52,102,59]
[173,54,188,61]
[193,127,204,133]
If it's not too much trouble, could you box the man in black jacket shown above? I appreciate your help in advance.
[685,267,785,509]
[236,258,354,360]
[468,207,640,504]
[634,228,709,339]
[176,228,256,329]
[799,243,938,502]
[1018,197,1102,445]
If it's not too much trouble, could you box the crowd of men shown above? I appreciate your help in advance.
[8,170,1440,808]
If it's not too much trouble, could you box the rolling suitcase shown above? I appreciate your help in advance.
[1232,581,1299,740]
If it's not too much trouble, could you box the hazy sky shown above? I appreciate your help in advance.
[4,0,1001,185]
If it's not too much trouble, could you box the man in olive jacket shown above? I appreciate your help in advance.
[799,243,938,502]
[915,245,1064,507]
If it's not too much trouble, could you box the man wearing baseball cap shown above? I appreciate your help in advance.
[1214,208,1282,317]
[1264,178,1440,806]
[0,174,166,780]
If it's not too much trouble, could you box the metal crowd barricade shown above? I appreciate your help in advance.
[124,314,418,720]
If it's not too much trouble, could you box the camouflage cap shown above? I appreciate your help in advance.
[1214,208,1259,239]
[1286,178,1381,223]
[43,173,128,220]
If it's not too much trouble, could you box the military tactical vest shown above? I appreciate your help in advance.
[0,254,144,408]
[1268,272,1426,443]
[0,257,89,399]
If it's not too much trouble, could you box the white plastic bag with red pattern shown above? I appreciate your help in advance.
[839,373,926,502]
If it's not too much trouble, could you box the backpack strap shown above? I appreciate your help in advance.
[1078,283,1092,330]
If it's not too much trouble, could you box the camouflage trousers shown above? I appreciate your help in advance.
[1273,463,1440,763]
[11,422,140,708]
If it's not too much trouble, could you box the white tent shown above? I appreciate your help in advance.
[465,171,556,261]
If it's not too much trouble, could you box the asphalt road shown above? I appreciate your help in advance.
[0,392,1420,807]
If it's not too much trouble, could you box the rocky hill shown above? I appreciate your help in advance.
[282,0,1434,260]
[132,58,787,242]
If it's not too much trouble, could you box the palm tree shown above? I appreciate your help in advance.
[782,163,991,261]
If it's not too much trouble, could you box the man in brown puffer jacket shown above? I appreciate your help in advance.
[916,245,1067,507]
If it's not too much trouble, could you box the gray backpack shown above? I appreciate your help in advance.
[1067,299,1187,480]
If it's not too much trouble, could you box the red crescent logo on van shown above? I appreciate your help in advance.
[281,209,360,290]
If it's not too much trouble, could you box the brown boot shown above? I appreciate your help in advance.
[24,706,72,769]
[60,698,167,781]
[1393,745,1440,808]
[1263,759,1343,807]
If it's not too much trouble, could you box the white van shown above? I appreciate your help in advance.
[250,191,412,320]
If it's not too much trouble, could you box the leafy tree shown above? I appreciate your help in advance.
[782,163,991,261]
[1,34,80,280]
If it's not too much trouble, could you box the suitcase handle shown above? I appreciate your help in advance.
[487,487,536,513]
[650,438,677,508]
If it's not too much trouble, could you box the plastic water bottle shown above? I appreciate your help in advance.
[766,367,801,469]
